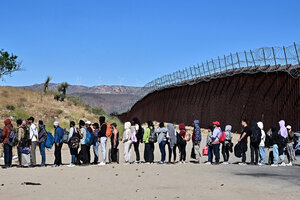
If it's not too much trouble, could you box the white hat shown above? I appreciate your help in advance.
[286,125,292,130]
[53,121,59,126]
[86,121,92,125]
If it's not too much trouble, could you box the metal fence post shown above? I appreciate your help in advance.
[202,62,206,76]
[197,64,201,77]
[218,56,221,72]
[230,53,234,69]
[224,55,227,71]
[272,47,277,66]
[283,46,288,66]
[250,50,256,67]
[236,52,241,68]
[294,42,300,65]
[262,48,267,66]
[244,50,249,67]
[211,59,216,73]
[207,60,211,75]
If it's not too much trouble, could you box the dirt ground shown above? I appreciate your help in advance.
[0,132,299,200]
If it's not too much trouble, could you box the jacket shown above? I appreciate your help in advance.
[38,125,47,143]
[143,126,153,144]
[179,123,186,139]
[156,127,168,144]
[54,126,63,144]
[2,119,12,144]
[212,127,221,143]
[122,122,132,143]
[192,120,201,144]
[224,125,232,145]
[29,123,38,142]
[257,122,265,147]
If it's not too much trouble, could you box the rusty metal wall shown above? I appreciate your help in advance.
[118,71,300,131]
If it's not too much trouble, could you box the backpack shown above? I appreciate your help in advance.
[7,126,18,146]
[219,130,226,143]
[106,123,112,137]
[45,132,54,149]
[148,127,157,143]
[234,142,242,158]
[85,128,95,147]
[62,129,69,144]
[70,131,80,149]
[0,129,3,143]
[250,127,261,144]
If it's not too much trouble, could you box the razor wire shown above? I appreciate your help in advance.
[113,43,300,114]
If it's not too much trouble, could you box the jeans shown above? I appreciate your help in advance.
[39,142,46,166]
[212,143,220,163]
[4,144,12,167]
[178,141,187,161]
[222,143,230,162]
[287,143,296,163]
[208,145,213,162]
[250,143,259,164]
[273,144,279,164]
[259,146,265,164]
[30,141,37,166]
[100,137,107,163]
[124,140,132,163]
[279,146,285,163]
[80,144,89,165]
[167,143,177,162]
[70,147,78,164]
[194,143,201,163]
[133,141,140,162]
[54,143,63,166]
[93,142,99,164]
[17,146,23,166]
[159,141,167,162]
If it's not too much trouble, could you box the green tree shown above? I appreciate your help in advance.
[43,76,51,94]
[58,82,69,101]
[0,49,22,79]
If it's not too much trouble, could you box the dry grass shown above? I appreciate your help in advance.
[0,87,123,133]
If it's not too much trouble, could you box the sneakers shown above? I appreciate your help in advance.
[67,163,75,167]
[222,162,229,165]
[13,156,18,160]
[0,157,4,160]
[157,161,165,165]
[286,162,293,167]
[271,164,278,167]
[205,162,212,165]
[52,164,58,168]
[98,162,106,166]
[239,162,247,166]
[258,163,265,166]
[134,161,140,164]
[280,162,286,167]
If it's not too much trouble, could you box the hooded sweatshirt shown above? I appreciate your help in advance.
[122,122,132,143]
[167,124,177,148]
[2,119,12,144]
[279,120,288,138]
[156,127,168,144]
[192,120,201,144]
[224,125,232,145]
[257,122,266,147]
[179,123,186,140]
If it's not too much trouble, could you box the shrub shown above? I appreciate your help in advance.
[6,104,15,111]
[56,109,63,115]
[10,108,30,120]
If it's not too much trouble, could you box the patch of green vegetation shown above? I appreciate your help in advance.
[10,108,30,120]
[56,109,64,115]
[66,96,86,107]
[6,104,15,111]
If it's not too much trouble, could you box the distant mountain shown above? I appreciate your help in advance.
[18,83,142,113]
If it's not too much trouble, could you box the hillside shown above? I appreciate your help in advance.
[18,84,142,113]
[0,87,124,133]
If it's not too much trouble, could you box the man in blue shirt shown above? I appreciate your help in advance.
[53,121,63,167]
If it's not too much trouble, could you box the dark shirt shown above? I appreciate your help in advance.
[38,126,47,143]
[99,124,107,138]
[240,126,250,143]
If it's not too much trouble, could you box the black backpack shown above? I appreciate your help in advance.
[148,127,157,143]
[7,126,18,147]
[250,127,261,144]
[0,129,3,143]
[70,131,80,149]
[234,142,242,158]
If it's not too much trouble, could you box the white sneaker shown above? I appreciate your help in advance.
[258,163,264,166]
[98,162,106,166]
[67,164,75,167]
[286,162,293,167]
[239,162,247,166]
[0,157,4,160]
[280,162,286,167]
[271,164,278,167]
[205,162,212,165]
[13,156,18,160]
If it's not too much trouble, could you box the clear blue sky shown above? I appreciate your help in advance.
[1,0,299,87]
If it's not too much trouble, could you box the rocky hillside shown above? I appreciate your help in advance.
[18,84,142,114]
[0,87,124,133]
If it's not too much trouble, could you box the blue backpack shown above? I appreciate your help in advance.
[85,128,95,146]
[45,132,54,149]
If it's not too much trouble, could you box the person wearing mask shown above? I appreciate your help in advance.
[16,119,25,167]
[68,121,79,167]
[271,126,279,167]
[143,121,155,164]
[53,121,63,167]
[257,122,266,166]
[278,120,288,166]
[1,119,13,168]
[167,124,177,164]
[92,123,100,164]
[122,122,132,164]
[110,123,119,163]
[79,120,89,165]
[192,120,202,164]
[85,121,93,164]
[205,126,214,165]
[132,117,143,164]
[178,123,187,164]
[98,116,107,166]
[250,120,261,165]
[211,121,221,165]
[28,117,38,167]
[238,119,250,166]
[222,125,232,165]
[156,122,168,165]
[38,120,47,166]
[286,125,296,166]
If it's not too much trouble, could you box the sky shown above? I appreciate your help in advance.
[1,0,300,87]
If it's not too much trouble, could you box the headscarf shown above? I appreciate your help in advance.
[167,124,177,148]
[279,120,288,138]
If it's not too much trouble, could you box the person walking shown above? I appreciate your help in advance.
[286,125,296,166]
[123,122,132,164]
[132,117,143,164]
[257,122,266,166]
[110,123,119,163]
[92,123,100,164]
[38,120,47,166]
[68,121,79,167]
[28,117,38,167]
[205,126,214,165]
[98,116,108,166]
[250,120,261,165]
[238,119,250,165]
[79,120,89,165]
[167,124,177,164]
[222,125,232,165]
[143,121,155,164]
[211,121,221,165]
[53,121,63,167]
[278,120,288,166]
[1,119,13,168]
[192,120,202,164]
[178,123,187,164]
